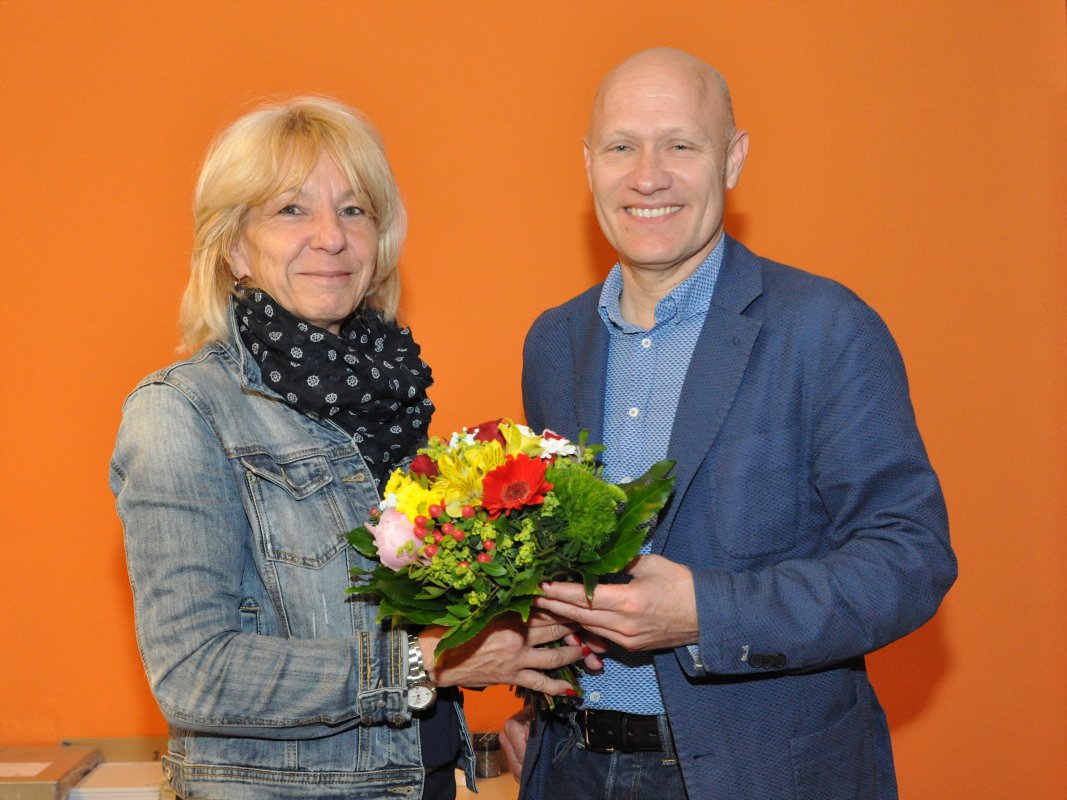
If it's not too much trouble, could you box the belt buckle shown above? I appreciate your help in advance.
[580,710,615,753]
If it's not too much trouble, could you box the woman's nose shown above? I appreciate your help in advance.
[311,213,345,252]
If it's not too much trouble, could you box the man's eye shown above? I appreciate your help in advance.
[610,145,631,153]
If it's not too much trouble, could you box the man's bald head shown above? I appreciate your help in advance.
[589,48,736,144]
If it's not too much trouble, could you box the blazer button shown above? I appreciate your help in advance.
[773,654,787,669]
[749,654,764,669]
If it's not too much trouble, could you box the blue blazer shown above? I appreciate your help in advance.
[520,236,956,798]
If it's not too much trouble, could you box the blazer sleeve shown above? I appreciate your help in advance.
[685,295,956,676]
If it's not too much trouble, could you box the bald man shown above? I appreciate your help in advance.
[509,48,956,799]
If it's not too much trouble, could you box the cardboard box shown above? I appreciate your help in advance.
[57,740,167,764]
[0,745,101,800]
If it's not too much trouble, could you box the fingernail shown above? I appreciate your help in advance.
[581,646,592,657]
[564,688,578,697]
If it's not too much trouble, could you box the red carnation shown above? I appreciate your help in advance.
[542,429,566,441]
[472,419,506,447]
[409,454,439,480]
[481,453,553,519]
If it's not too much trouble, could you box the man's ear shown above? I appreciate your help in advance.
[724,130,749,190]
[583,138,594,191]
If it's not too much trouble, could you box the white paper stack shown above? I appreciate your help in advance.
[69,761,163,800]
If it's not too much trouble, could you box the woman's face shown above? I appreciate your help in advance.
[232,152,377,334]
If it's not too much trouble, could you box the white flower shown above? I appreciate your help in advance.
[540,436,577,458]
[448,430,477,448]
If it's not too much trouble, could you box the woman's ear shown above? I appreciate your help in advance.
[230,237,253,280]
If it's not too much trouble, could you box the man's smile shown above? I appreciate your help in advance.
[624,205,683,219]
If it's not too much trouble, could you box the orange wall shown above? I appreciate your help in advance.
[1,2,1064,796]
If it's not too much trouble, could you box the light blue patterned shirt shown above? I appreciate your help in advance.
[582,237,725,714]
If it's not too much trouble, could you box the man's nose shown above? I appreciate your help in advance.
[629,150,671,194]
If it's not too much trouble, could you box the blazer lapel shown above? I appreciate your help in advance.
[567,292,609,444]
[655,237,764,553]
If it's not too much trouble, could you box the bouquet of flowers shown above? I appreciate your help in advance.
[345,419,674,698]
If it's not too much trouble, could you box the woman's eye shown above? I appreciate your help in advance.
[340,206,365,217]
[278,204,301,215]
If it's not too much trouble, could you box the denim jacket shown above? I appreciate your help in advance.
[110,311,474,799]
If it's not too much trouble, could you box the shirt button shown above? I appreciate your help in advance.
[588,691,602,702]
[621,476,632,483]
[641,337,652,349]
[628,407,639,418]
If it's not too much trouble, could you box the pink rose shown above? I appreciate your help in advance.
[366,509,422,570]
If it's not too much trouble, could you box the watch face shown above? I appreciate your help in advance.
[408,684,436,710]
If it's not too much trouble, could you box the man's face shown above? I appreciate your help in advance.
[585,56,747,282]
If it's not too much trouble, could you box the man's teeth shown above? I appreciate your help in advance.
[626,206,681,218]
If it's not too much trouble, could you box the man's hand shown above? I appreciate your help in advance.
[420,612,585,697]
[500,706,533,781]
[532,555,698,650]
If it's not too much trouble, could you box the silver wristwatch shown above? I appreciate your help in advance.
[406,636,437,710]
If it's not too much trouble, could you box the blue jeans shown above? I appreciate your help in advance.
[525,714,688,800]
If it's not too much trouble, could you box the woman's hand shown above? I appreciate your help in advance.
[419,611,586,697]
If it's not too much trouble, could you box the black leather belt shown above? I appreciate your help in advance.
[575,709,664,753]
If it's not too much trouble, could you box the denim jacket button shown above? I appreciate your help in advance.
[377,699,387,708]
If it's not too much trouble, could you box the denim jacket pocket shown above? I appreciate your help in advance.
[240,452,347,567]
[239,451,354,638]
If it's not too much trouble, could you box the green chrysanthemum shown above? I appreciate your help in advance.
[545,460,626,559]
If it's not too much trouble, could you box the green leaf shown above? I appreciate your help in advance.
[477,559,508,578]
[435,613,494,657]
[581,571,598,602]
[446,602,473,619]
[346,526,379,559]
[584,460,675,575]
[416,585,447,599]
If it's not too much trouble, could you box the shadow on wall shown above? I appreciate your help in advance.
[870,610,954,733]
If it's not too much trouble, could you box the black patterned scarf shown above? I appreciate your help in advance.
[233,288,434,488]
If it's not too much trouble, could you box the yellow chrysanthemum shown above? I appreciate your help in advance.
[393,479,436,522]
[382,469,408,499]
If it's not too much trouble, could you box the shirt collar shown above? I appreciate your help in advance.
[598,235,726,333]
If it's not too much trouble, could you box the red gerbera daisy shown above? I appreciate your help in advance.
[481,453,554,519]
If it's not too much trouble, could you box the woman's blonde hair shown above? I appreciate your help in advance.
[179,96,406,350]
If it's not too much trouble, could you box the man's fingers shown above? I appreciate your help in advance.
[500,712,530,781]
[539,580,599,605]
[532,596,604,626]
